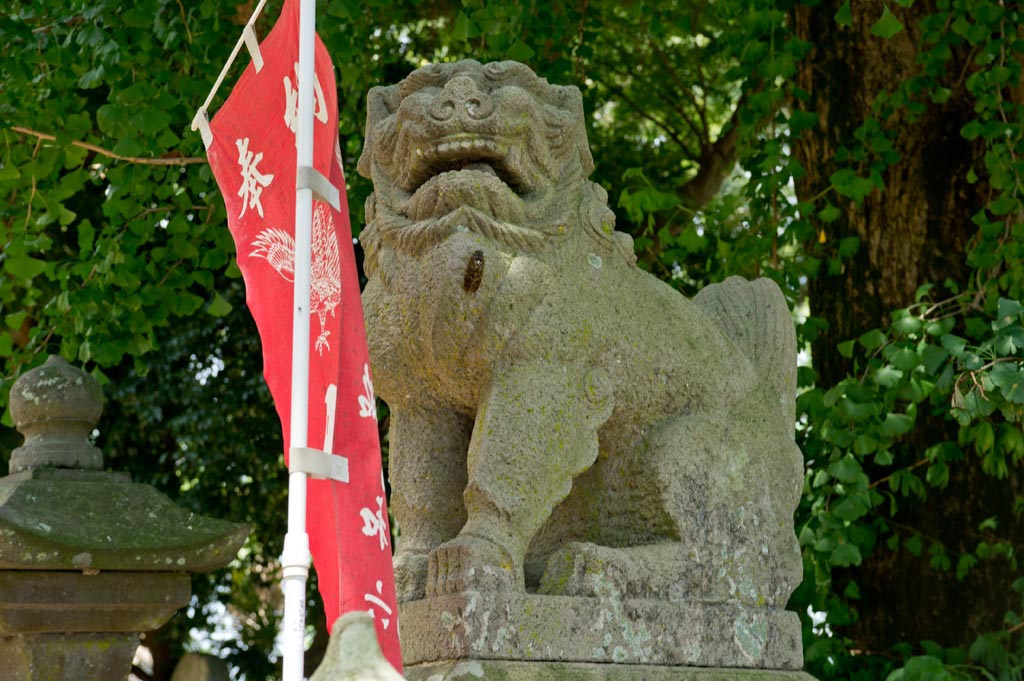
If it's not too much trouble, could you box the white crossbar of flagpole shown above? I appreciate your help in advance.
[281,0,318,679]
[189,0,271,135]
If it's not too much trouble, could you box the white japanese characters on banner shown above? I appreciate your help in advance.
[283,63,328,136]
[235,138,274,219]
[202,0,402,669]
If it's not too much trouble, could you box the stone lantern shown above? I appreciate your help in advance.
[0,355,249,680]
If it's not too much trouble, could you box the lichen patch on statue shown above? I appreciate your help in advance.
[358,60,805,669]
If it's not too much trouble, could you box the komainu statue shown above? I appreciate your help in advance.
[358,60,805,669]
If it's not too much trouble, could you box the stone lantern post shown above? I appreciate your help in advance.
[0,356,249,680]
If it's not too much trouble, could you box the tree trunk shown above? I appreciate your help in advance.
[790,0,1022,651]
[791,1,979,377]
[142,628,177,681]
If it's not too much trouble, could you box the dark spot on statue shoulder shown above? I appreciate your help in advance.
[463,250,485,293]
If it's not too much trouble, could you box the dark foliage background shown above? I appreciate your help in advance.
[1,1,1021,679]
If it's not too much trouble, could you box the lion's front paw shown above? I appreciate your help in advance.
[393,551,429,603]
[427,534,521,596]
[538,542,638,598]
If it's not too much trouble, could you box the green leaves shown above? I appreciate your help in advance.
[969,632,1016,677]
[207,292,233,317]
[3,255,47,280]
[859,328,888,350]
[0,0,237,430]
[891,316,922,335]
[828,455,864,484]
[943,299,1024,424]
[997,297,1024,327]
[817,203,841,223]
[879,412,914,437]
[885,655,946,681]
[829,168,876,203]
[448,2,556,67]
[833,490,871,521]
[870,6,904,40]
[831,543,862,567]
[798,277,1020,668]
[941,334,968,358]
[835,1,853,27]
[452,11,479,42]
[618,175,682,224]
[506,39,535,62]
[76,65,106,89]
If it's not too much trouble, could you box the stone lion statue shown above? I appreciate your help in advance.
[357,60,802,611]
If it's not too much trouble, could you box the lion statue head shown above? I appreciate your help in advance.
[357,60,633,273]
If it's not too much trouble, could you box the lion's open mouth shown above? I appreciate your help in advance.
[409,136,528,197]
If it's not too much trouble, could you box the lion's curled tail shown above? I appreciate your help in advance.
[693,276,797,424]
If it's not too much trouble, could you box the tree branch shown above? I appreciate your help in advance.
[602,21,709,145]
[646,36,709,141]
[590,76,699,159]
[868,457,930,490]
[10,127,206,166]
[675,90,748,212]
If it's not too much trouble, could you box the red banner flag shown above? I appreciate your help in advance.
[203,0,401,669]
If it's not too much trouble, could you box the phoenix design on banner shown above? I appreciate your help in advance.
[249,203,342,354]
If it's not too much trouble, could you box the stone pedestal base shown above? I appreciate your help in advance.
[404,660,817,681]
[400,592,802,670]
[0,570,191,681]
[0,632,141,681]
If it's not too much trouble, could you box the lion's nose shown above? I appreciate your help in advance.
[429,75,494,122]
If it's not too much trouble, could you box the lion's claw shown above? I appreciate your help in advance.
[393,551,429,603]
[427,534,520,596]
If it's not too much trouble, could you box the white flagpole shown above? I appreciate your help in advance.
[281,0,317,678]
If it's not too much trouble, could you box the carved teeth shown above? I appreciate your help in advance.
[390,133,538,201]
[464,163,497,176]
[430,139,500,158]
[401,136,527,196]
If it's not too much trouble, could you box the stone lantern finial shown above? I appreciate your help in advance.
[8,355,103,473]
